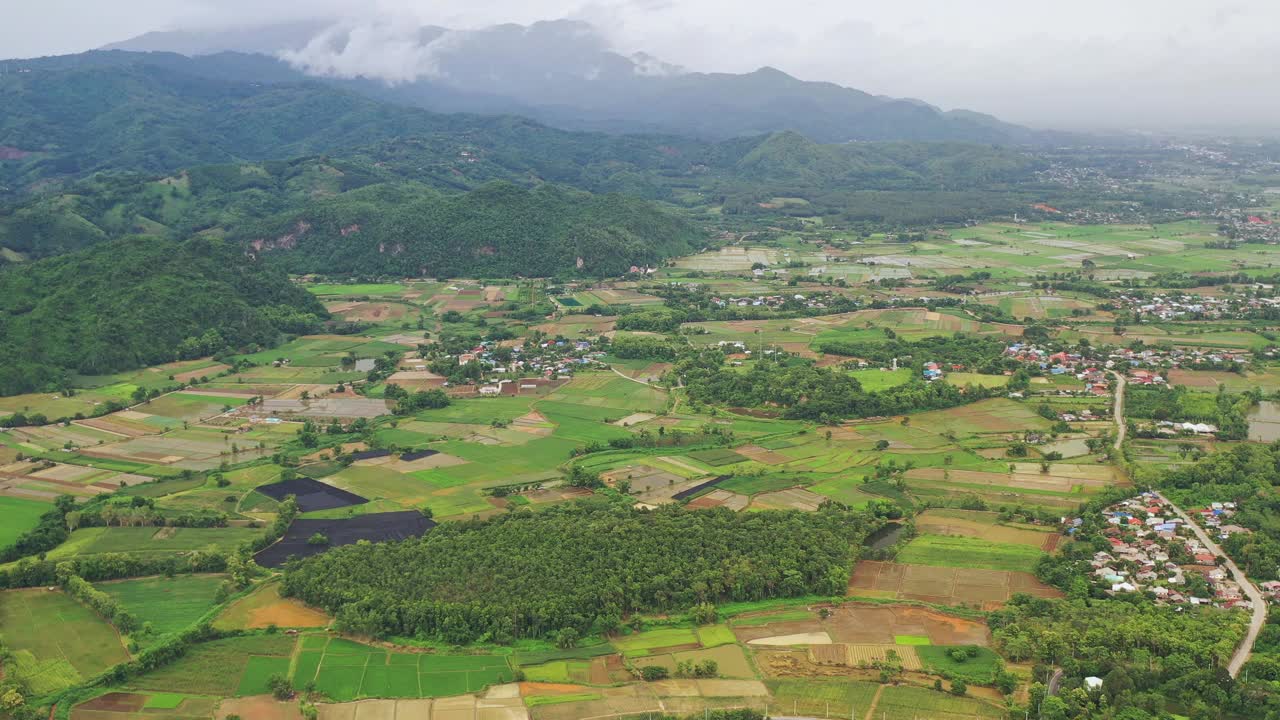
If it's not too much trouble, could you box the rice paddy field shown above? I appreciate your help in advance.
[42,526,260,560]
[293,636,515,700]
[126,634,297,696]
[0,588,129,695]
[96,575,227,637]
[0,496,50,547]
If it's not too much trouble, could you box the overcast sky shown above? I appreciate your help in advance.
[4,0,1277,132]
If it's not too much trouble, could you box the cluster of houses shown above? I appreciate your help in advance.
[708,294,829,310]
[1110,345,1251,371]
[1082,493,1256,609]
[1192,502,1250,539]
[1004,343,1112,396]
[1218,209,1280,244]
[388,339,606,396]
[923,361,948,381]
[1004,343,1253,393]
[1112,292,1280,321]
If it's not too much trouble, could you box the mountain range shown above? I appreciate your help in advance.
[95,19,1065,146]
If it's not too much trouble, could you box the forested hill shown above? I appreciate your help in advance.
[0,53,701,198]
[96,21,1066,145]
[0,53,1045,203]
[238,182,706,277]
[0,236,327,396]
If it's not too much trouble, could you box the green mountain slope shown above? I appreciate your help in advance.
[0,236,328,395]
[237,181,705,277]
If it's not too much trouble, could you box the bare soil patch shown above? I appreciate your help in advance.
[915,510,1056,548]
[850,561,1061,610]
[747,632,833,646]
[218,696,303,720]
[734,444,791,465]
[751,488,824,511]
[174,364,232,383]
[1167,369,1227,388]
[77,694,146,713]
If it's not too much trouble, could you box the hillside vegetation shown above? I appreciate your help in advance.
[239,182,705,276]
[0,236,327,395]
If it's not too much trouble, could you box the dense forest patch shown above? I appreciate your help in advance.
[0,235,327,395]
[282,501,876,643]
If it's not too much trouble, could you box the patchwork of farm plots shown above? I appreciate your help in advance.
[683,220,1234,284]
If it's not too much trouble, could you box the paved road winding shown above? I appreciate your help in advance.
[1109,369,1262,677]
[1153,490,1266,678]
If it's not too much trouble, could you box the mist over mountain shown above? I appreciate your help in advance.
[96,19,1067,145]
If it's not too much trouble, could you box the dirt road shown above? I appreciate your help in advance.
[1154,490,1266,678]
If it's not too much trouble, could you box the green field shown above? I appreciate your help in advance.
[294,636,513,700]
[97,575,227,638]
[894,635,931,646]
[695,624,737,648]
[686,448,748,467]
[849,368,913,391]
[45,526,261,559]
[767,679,882,718]
[306,283,407,296]
[895,534,1044,573]
[610,627,698,657]
[714,474,801,495]
[0,496,51,548]
[877,684,1005,719]
[127,634,297,696]
[142,693,187,709]
[0,588,129,695]
[917,646,1003,683]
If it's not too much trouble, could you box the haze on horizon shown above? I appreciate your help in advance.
[4,0,1277,135]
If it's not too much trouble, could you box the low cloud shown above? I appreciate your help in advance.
[5,0,1278,132]
[279,21,456,84]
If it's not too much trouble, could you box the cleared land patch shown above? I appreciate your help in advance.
[214,581,331,630]
[850,561,1061,609]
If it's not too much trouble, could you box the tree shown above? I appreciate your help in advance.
[307,532,330,546]
[949,679,967,696]
[554,627,579,649]
[268,674,293,700]
[640,665,669,681]
[690,602,718,625]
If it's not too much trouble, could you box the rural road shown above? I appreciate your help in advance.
[1108,370,1126,450]
[1153,490,1266,678]
[609,365,664,388]
[1107,371,1263,676]
[1047,667,1065,696]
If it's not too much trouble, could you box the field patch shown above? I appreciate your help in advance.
[127,634,296,696]
[915,509,1060,550]
[849,561,1061,609]
[295,636,514,700]
[256,476,368,512]
[215,581,331,630]
[254,511,435,568]
[0,588,128,694]
[878,683,1004,719]
[0,496,51,547]
[686,449,748,467]
[896,534,1045,573]
[97,575,226,637]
